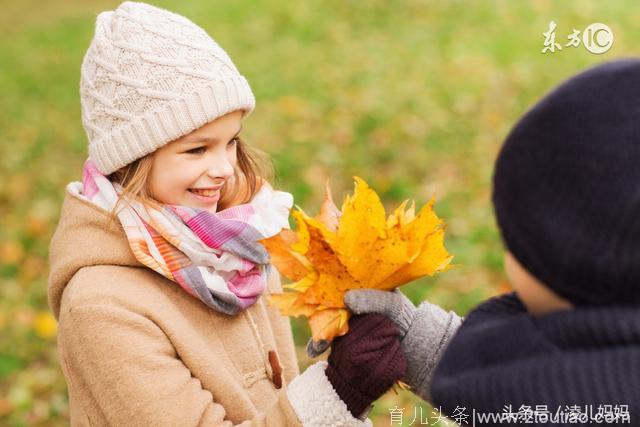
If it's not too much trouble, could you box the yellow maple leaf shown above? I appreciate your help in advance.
[259,177,453,343]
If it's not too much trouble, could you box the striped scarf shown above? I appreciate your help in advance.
[70,159,293,315]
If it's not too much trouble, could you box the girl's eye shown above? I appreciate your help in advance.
[185,137,238,154]
[186,146,206,155]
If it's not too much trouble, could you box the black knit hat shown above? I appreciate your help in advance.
[492,59,640,307]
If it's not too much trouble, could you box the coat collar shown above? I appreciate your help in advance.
[48,184,141,319]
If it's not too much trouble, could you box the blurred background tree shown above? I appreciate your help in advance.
[1,0,638,425]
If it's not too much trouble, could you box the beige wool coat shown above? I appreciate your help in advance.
[48,185,373,427]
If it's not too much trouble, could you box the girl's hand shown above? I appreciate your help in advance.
[345,289,463,403]
[325,313,406,418]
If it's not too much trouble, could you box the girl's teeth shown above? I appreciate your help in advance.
[190,189,218,197]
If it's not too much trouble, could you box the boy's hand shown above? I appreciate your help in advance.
[346,289,417,336]
[304,289,417,358]
[344,289,463,403]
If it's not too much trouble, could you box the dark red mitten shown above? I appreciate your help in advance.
[326,313,406,417]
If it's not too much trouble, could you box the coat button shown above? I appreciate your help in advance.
[268,350,282,389]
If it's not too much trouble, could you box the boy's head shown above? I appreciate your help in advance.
[492,59,640,310]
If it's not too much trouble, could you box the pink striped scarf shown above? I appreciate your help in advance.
[69,159,293,315]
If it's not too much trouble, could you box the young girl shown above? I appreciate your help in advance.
[47,2,405,425]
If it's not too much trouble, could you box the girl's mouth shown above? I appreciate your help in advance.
[188,188,220,203]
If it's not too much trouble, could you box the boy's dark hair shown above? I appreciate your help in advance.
[492,59,640,306]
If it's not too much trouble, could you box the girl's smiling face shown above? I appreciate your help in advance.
[148,110,243,214]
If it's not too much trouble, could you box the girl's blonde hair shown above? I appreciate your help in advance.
[105,136,274,224]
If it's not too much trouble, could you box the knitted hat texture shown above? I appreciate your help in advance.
[492,59,640,306]
[80,1,255,174]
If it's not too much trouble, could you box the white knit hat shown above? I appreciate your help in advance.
[80,1,256,175]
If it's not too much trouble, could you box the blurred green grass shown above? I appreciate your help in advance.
[1,0,639,425]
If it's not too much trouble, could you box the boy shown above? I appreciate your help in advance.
[346,59,640,424]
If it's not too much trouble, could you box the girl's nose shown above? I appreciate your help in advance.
[206,152,235,180]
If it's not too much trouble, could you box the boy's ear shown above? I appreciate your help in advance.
[505,251,573,315]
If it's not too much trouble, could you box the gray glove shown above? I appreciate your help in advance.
[303,290,427,358]
[342,289,463,403]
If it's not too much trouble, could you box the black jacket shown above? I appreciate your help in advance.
[430,292,640,426]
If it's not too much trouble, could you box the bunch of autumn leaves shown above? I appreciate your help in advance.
[259,177,453,343]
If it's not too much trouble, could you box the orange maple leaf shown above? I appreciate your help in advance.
[259,177,453,343]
